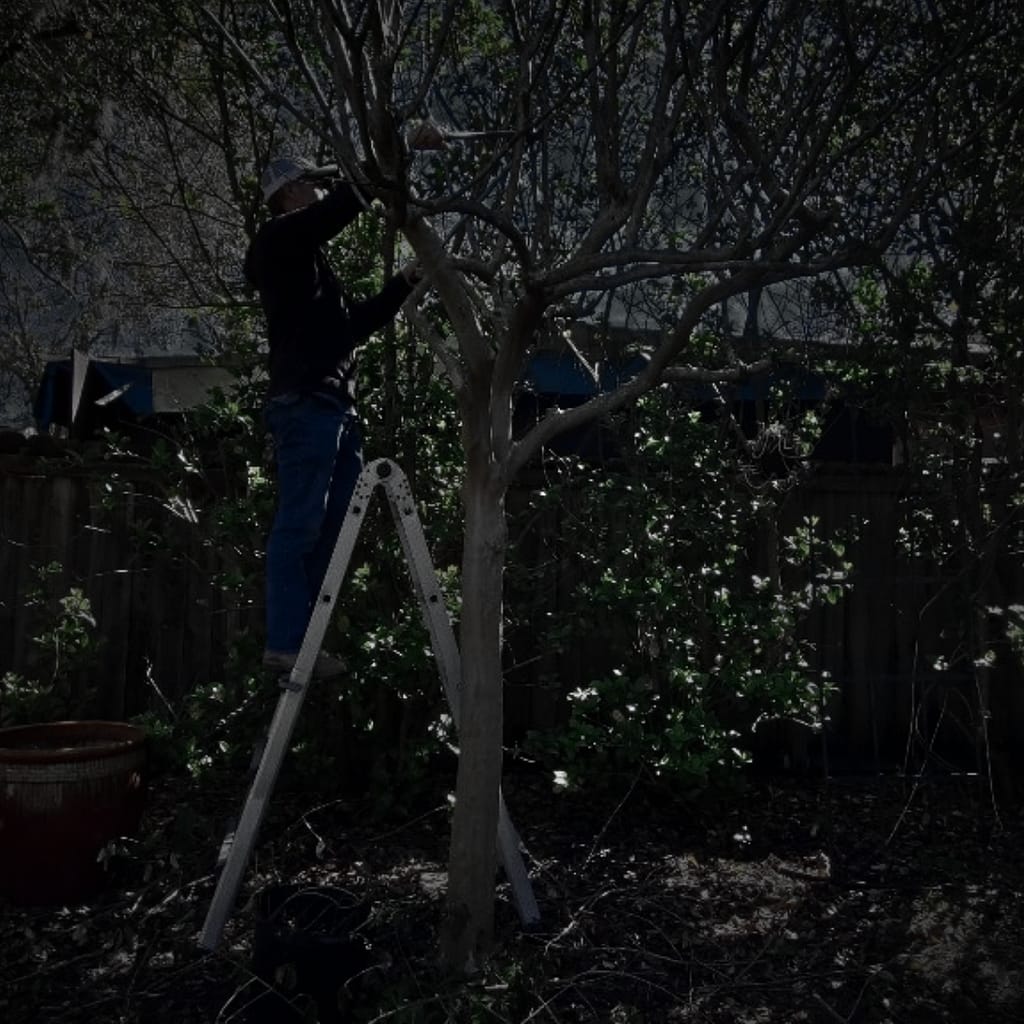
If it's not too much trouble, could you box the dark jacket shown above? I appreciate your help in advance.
[244,184,413,402]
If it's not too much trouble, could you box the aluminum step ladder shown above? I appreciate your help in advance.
[199,458,539,950]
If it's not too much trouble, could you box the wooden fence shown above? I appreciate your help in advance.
[792,470,1024,774]
[2,449,1022,776]
[0,450,261,721]
[500,466,1024,775]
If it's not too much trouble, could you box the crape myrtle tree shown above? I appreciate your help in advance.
[198,0,1015,968]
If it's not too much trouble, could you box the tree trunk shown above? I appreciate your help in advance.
[440,452,507,972]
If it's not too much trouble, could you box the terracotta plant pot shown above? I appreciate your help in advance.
[0,720,147,906]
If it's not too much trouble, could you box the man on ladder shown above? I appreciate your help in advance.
[246,130,441,679]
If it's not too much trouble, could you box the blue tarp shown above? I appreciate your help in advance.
[34,360,154,431]
[522,351,600,397]
[34,352,828,431]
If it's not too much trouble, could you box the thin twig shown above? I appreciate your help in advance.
[812,991,849,1023]
[582,769,642,869]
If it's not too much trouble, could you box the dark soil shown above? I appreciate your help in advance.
[2,765,1022,1023]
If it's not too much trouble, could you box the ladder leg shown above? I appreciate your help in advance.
[497,790,540,925]
[199,464,377,950]
[199,683,307,950]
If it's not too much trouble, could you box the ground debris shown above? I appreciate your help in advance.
[1,772,1022,1022]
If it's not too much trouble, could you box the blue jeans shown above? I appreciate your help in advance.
[264,392,362,653]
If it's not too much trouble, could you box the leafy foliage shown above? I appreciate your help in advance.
[511,388,845,792]
[0,562,102,726]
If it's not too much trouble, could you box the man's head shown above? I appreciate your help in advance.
[261,156,338,215]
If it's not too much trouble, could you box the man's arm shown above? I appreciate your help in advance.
[267,182,372,251]
[347,266,420,340]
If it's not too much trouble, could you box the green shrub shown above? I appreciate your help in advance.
[513,387,844,792]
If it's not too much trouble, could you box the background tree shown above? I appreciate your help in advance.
[0,0,273,423]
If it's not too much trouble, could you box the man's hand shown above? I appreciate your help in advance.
[406,120,448,152]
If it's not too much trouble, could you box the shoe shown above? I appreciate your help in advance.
[262,649,347,679]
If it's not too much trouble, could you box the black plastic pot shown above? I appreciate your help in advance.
[248,884,372,1024]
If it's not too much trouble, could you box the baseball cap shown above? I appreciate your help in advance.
[260,156,339,201]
